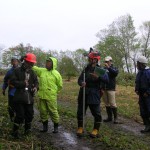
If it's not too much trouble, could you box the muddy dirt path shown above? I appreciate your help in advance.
[33,108,98,150]
[32,101,150,150]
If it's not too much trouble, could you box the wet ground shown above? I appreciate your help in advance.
[32,104,150,150]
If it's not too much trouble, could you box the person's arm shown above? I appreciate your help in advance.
[99,72,109,84]
[32,66,43,77]
[2,70,10,95]
[56,73,63,92]
[10,69,26,89]
[108,67,119,77]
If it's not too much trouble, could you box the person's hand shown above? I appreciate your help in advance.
[104,63,109,68]
[32,87,37,93]
[143,92,148,97]
[90,72,99,79]
[135,91,139,95]
[25,80,29,87]
[2,90,5,96]
[81,82,86,87]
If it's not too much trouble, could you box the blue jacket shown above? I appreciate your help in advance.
[104,64,118,90]
[78,64,109,104]
[135,67,150,95]
[2,67,16,96]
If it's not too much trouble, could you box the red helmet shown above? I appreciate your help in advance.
[88,52,100,60]
[24,53,36,63]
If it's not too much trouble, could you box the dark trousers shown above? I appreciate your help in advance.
[139,95,150,118]
[8,95,15,119]
[13,103,34,125]
[77,103,102,123]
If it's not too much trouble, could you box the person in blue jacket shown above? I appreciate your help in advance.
[2,56,19,122]
[76,51,109,138]
[135,55,150,133]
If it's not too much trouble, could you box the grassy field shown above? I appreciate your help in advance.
[57,78,150,150]
[58,77,141,122]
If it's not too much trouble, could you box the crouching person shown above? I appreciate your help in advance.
[32,56,63,133]
[135,56,150,133]
[10,53,38,138]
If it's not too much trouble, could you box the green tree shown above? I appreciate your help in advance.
[59,56,78,81]
[139,21,150,58]
[96,14,139,73]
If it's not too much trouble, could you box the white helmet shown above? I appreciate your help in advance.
[105,56,112,61]
[137,56,148,64]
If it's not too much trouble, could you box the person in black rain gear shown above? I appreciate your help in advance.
[135,56,150,133]
[2,56,19,122]
[10,53,38,138]
[76,51,109,138]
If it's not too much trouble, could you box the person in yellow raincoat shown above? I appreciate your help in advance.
[33,56,63,133]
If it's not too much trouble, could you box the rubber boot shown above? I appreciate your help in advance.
[24,122,32,135]
[141,118,150,133]
[11,123,19,139]
[53,123,58,133]
[112,107,118,124]
[103,107,112,122]
[90,122,100,138]
[76,120,84,137]
[40,120,48,132]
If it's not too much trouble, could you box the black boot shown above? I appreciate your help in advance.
[11,123,19,139]
[90,122,100,138]
[141,118,150,133]
[112,107,118,124]
[24,122,32,135]
[40,120,48,132]
[53,123,58,133]
[103,107,112,122]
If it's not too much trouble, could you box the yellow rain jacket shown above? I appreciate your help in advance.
[33,57,62,100]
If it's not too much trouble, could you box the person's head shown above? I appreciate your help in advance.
[46,57,53,70]
[24,53,36,70]
[137,56,148,70]
[11,57,19,68]
[104,56,112,66]
[88,51,100,66]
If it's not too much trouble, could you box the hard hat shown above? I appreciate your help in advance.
[105,56,112,61]
[88,52,100,60]
[137,56,148,64]
[24,53,36,63]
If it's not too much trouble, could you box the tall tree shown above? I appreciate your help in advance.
[96,14,139,73]
[139,21,150,58]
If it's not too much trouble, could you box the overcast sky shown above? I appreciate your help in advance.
[0,0,150,51]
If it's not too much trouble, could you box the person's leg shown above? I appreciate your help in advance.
[39,99,49,132]
[8,95,15,122]
[108,91,118,124]
[76,102,88,136]
[12,103,24,138]
[24,104,34,135]
[46,99,59,133]
[103,91,112,122]
[89,104,102,138]
[139,96,150,133]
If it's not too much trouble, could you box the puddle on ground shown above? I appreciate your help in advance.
[62,132,91,150]
[63,132,77,145]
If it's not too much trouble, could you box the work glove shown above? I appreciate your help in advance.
[2,90,5,96]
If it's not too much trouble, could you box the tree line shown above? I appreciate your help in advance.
[0,14,150,83]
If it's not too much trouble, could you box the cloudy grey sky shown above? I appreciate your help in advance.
[0,0,150,51]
